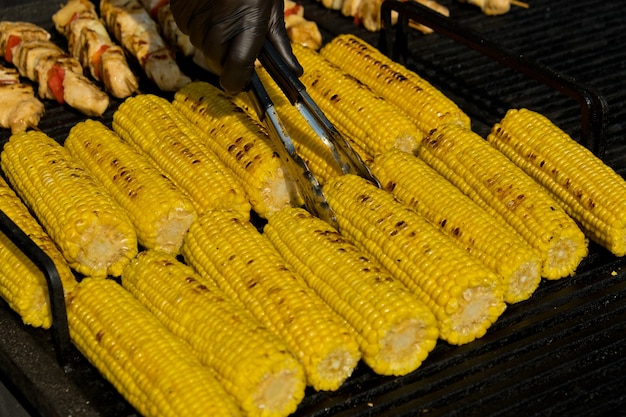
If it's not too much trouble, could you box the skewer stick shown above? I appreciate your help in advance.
[510,0,530,9]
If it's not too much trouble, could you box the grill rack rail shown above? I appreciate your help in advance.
[379,0,608,157]
[0,0,624,416]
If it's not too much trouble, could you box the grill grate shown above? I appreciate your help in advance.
[1,0,626,416]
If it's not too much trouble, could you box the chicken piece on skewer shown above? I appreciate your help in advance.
[52,0,139,98]
[100,0,191,92]
[136,0,195,57]
[0,65,45,133]
[458,0,529,16]
[284,1,323,50]
[0,21,51,63]
[5,23,109,117]
[346,0,449,33]
[317,0,344,10]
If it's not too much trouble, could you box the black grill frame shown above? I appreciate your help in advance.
[1,0,625,416]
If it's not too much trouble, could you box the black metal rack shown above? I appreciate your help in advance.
[1,0,625,416]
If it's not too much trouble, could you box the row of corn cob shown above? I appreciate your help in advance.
[1,32,625,417]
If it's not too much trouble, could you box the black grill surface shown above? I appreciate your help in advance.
[1,0,625,416]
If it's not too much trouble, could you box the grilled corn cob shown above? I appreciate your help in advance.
[229,70,346,186]
[122,249,306,417]
[320,34,471,134]
[292,42,422,158]
[67,277,242,417]
[488,108,626,257]
[418,124,588,279]
[173,81,301,218]
[372,149,542,303]
[0,176,77,328]
[1,130,138,277]
[112,94,251,220]
[324,174,506,345]
[182,210,361,391]
[264,207,439,375]
[65,119,197,254]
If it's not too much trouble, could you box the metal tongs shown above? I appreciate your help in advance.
[248,41,380,228]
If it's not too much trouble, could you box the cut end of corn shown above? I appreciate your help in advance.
[506,259,543,303]
[446,285,506,345]
[152,207,196,253]
[542,233,590,279]
[251,367,304,416]
[313,346,360,392]
[375,318,439,376]
[73,216,137,277]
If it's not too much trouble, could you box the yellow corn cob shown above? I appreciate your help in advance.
[418,123,588,279]
[320,34,471,134]
[1,130,138,277]
[181,210,361,391]
[112,94,251,220]
[324,174,506,345]
[65,120,197,254]
[173,81,302,218]
[488,108,626,257]
[292,42,422,158]
[122,250,306,417]
[66,277,242,417]
[371,149,542,304]
[264,207,439,375]
[0,176,77,328]
[231,70,345,186]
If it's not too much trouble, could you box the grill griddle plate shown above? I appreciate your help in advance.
[1,0,625,416]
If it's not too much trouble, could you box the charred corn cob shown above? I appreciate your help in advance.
[324,174,506,345]
[173,81,301,218]
[372,149,542,303]
[122,250,306,417]
[65,119,197,254]
[112,94,251,220]
[1,130,138,277]
[264,207,439,375]
[418,124,588,279]
[182,210,361,391]
[231,70,345,186]
[488,108,626,257]
[0,176,77,328]
[320,34,471,134]
[67,277,242,417]
[292,42,422,158]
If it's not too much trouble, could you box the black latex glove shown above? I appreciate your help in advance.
[170,0,303,94]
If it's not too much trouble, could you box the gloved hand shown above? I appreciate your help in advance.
[170,0,303,94]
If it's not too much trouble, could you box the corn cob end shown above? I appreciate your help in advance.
[444,284,506,345]
[371,316,439,376]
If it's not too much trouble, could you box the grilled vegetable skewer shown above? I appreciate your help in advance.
[100,0,190,92]
[0,21,109,116]
[52,0,139,98]
[0,65,45,133]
